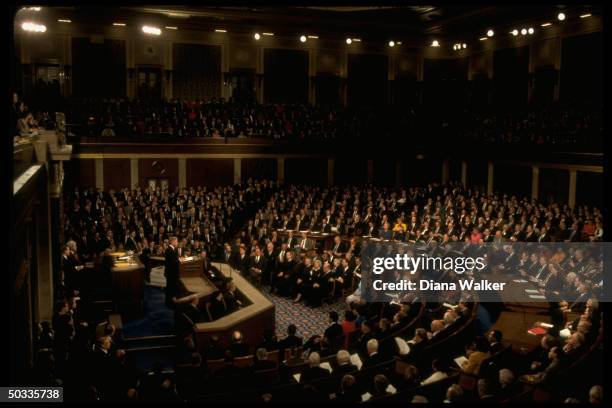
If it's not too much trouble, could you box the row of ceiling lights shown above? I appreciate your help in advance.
[20,8,595,50]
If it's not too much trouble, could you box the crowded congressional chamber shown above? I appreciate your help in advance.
[10,4,604,404]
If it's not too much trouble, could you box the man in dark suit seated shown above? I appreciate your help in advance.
[252,348,276,372]
[362,339,385,369]
[229,330,250,357]
[278,324,303,357]
[334,350,358,376]
[249,246,267,285]
[487,330,504,355]
[202,335,225,361]
[300,352,331,383]
[257,328,280,352]
[178,295,206,328]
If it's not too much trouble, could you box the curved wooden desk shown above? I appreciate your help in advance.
[193,262,275,350]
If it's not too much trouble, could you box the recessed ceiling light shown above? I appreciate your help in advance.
[21,21,46,32]
[521,28,527,35]
[300,35,307,42]
[431,40,440,47]
[388,40,395,47]
[254,33,261,40]
[487,29,494,37]
[346,38,352,44]
[511,29,519,36]
[557,12,566,21]
[528,27,534,34]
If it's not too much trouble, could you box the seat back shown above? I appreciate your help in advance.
[234,355,254,368]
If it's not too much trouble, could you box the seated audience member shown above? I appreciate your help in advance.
[279,324,303,357]
[497,368,518,401]
[589,385,603,404]
[300,352,330,383]
[488,330,504,354]
[477,378,495,401]
[334,350,357,376]
[371,374,392,399]
[408,328,429,355]
[444,384,464,403]
[462,337,490,375]
[257,329,280,352]
[421,359,448,385]
[531,346,565,385]
[336,374,360,403]
[229,330,250,357]
[252,348,276,371]
[363,339,385,369]
[203,336,225,361]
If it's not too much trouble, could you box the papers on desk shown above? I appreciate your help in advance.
[454,356,469,367]
[395,337,411,356]
[293,373,301,383]
[528,327,547,335]
[350,354,363,370]
[540,323,553,328]
[117,256,130,260]
[528,295,546,299]
[319,362,333,373]
[513,279,529,283]
[362,385,397,401]
[181,256,194,262]
[525,289,540,294]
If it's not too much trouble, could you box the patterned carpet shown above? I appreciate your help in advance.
[261,286,348,340]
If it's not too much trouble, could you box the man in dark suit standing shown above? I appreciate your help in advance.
[164,236,181,309]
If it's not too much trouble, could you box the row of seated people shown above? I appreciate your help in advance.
[65,97,353,139]
[63,97,601,147]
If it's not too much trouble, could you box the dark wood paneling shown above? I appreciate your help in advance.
[539,168,569,205]
[335,157,367,186]
[139,158,178,190]
[495,164,531,198]
[285,158,326,185]
[187,159,233,187]
[68,158,95,188]
[403,156,442,187]
[373,159,395,187]
[103,159,130,191]
[576,172,602,207]
[241,158,277,182]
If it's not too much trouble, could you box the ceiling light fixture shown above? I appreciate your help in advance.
[113,22,126,26]
[262,32,274,36]
[165,26,178,30]
[580,13,592,18]
[254,33,261,40]
[215,29,227,33]
[300,35,307,42]
[388,40,395,47]
[431,40,440,47]
[21,21,46,32]
[58,19,71,23]
[541,22,552,27]
[487,29,494,37]
[557,12,566,21]
[142,25,161,35]
[511,29,519,36]
[346,38,352,44]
